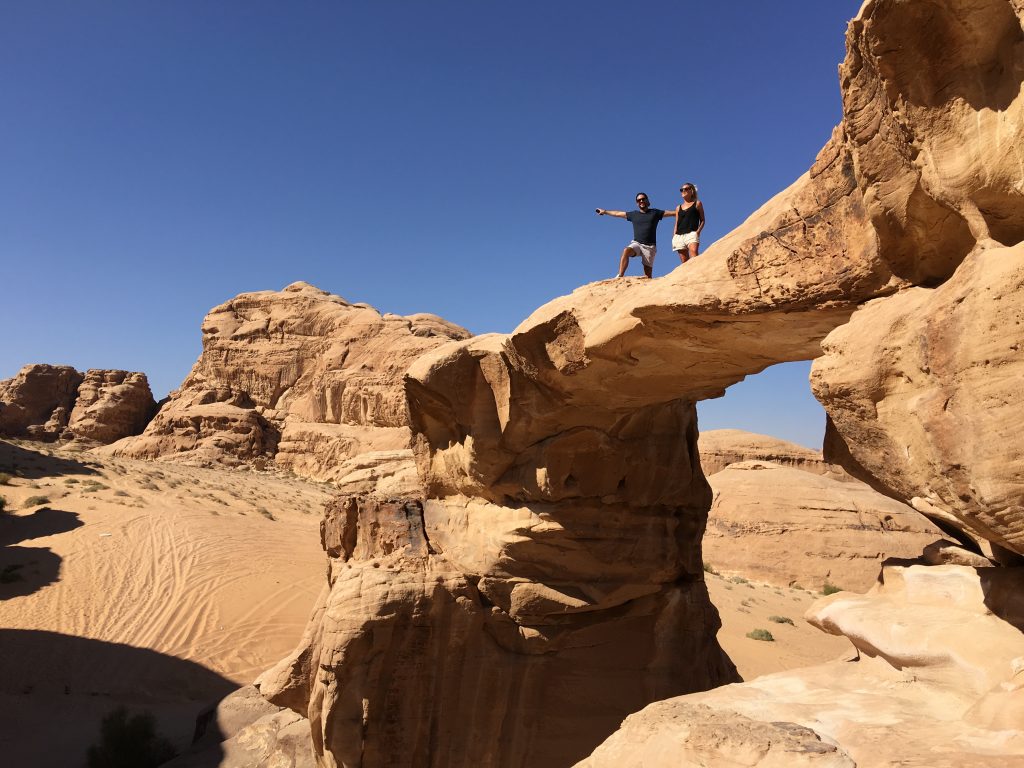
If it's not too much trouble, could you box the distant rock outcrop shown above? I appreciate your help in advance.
[698,429,837,477]
[111,282,470,482]
[0,364,83,441]
[704,460,944,592]
[0,364,155,444]
[65,370,157,443]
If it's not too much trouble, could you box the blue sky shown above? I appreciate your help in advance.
[1,1,861,449]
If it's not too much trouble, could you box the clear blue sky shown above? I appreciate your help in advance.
[1,1,861,450]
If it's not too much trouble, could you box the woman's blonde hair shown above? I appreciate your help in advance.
[681,182,699,200]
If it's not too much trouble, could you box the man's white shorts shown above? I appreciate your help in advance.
[627,241,656,268]
[672,232,699,251]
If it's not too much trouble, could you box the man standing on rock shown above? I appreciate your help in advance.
[596,192,675,278]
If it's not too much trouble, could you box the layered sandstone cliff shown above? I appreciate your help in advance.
[111,281,470,484]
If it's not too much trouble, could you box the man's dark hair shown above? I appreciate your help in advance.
[635,192,649,201]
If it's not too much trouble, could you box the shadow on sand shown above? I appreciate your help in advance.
[0,507,84,599]
[0,629,232,768]
[0,438,101,480]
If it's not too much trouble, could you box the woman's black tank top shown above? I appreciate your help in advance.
[675,203,700,235]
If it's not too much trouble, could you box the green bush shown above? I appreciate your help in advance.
[746,628,775,642]
[0,472,12,485]
[702,561,718,575]
[769,615,795,625]
[24,495,50,508]
[87,707,177,768]
[728,576,749,585]
[822,581,843,596]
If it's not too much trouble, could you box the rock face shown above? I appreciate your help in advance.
[112,282,470,481]
[704,460,944,592]
[0,364,83,441]
[259,492,736,767]
[812,243,1024,561]
[65,369,157,443]
[0,364,155,444]
[698,429,837,478]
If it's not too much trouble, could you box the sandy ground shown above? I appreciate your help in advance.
[0,437,851,766]
[706,570,852,680]
[0,438,330,767]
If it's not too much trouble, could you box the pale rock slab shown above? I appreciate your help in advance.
[582,564,1024,768]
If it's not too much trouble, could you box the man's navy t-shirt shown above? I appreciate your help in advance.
[626,209,665,245]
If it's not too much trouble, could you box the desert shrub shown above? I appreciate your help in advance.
[65,477,80,485]
[702,561,718,575]
[83,481,108,493]
[746,628,775,642]
[24,495,50,508]
[822,581,842,596]
[0,472,12,485]
[769,615,795,625]
[728,576,748,585]
[87,707,176,768]
[113,490,130,497]
[256,506,275,521]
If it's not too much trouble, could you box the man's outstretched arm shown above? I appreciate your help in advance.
[595,208,627,218]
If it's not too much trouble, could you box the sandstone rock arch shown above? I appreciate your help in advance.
[262,1,1024,765]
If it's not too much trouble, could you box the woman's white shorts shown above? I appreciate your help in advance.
[672,231,699,251]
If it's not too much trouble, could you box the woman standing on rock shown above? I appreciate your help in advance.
[672,183,705,264]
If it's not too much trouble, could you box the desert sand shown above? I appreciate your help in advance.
[0,436,850,766]
[0,438,330,767]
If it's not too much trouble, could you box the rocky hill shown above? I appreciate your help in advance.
[110,281,470,487]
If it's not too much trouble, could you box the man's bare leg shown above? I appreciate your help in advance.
[617,247,635,278]
[642,262,652,278]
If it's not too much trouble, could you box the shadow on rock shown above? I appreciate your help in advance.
[0,629,232,768]
[0,438,101,479]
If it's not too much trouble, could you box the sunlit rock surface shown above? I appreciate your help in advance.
[705,460,944,592]
[111,282,470,481]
